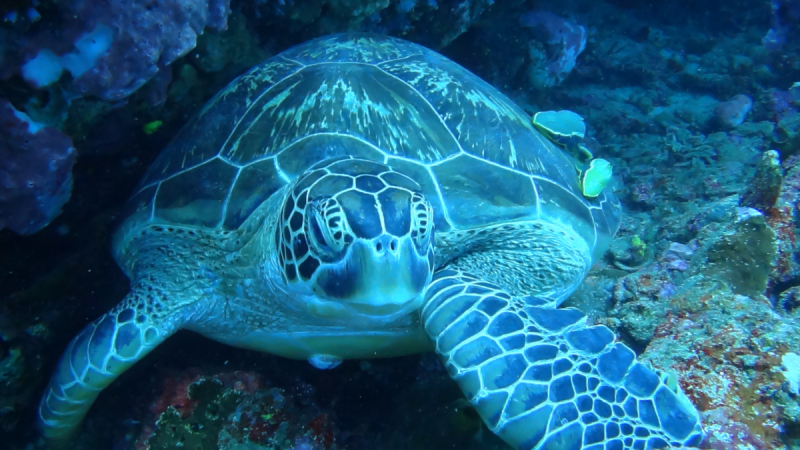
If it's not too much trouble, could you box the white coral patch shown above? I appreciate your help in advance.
[781,352,800,395]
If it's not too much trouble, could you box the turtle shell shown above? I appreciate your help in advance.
[115,33,620,261]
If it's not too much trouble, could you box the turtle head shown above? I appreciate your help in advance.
[276,158,435,321]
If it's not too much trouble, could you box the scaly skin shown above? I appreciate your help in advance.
[38,290,175,440]
[422,270,704,450]
[38,225,229,442]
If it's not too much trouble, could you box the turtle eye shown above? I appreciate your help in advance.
[410,193,434,252]
[307,198,348,259]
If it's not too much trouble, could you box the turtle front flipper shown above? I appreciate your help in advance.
[38,294,175,441]
[421,270,703,449]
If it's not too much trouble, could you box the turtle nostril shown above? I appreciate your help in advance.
[375,236,399,254]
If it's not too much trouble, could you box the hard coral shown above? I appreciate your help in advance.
[0,99,75,235]
[16,0,231,101]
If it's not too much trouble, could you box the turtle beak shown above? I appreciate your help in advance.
[310,234,432,318]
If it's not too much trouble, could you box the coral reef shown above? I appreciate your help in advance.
[642,279,800,450]
[595,200,800,447]
[7,0,231,101]
[597,201,800,447]
[765,154,800,290]
[133,369,336,450]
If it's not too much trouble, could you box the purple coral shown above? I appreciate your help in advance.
[0,99,75,235]
[519,10,587,88]
[15,0,231,101]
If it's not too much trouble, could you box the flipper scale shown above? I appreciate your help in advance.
[38,293,173,440]
[422,270,703,449]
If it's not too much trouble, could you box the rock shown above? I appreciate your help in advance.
[519,10,587,88]
[739,150,783,213]
[0,99,75,235]
[642,278,800,450]
[15,0,231,101]
[695,209,776,297]
[713,94,753,129]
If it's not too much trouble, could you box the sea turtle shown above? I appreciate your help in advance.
[39,33,703,449]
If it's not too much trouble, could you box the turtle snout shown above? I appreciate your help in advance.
[309,234,433,319]
[373,235,400,255]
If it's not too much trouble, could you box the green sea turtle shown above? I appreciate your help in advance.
[39,34,703,449]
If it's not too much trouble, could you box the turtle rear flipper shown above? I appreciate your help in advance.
[38,293,174,441]
[422,270,703,449]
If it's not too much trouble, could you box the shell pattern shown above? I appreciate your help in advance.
[116,34,620,262]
